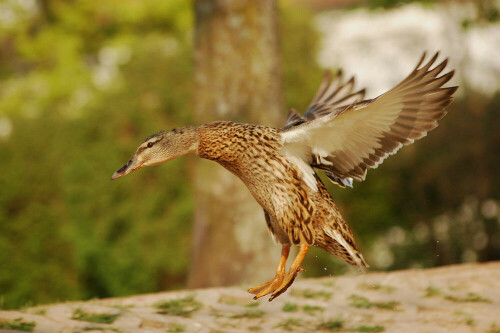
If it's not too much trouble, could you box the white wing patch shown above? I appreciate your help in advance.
[280,141,318,192]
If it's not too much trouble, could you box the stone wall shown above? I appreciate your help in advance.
[1,262,499,332]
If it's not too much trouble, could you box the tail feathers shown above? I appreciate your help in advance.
[355,252,369,272]
[325,228,369,271]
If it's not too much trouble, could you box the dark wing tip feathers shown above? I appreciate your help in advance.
[285,108,307,127]
[301,69,366,122]
[308,52,457,186]
[284,69,351,127]
[283,52,457,187]
[365,51,457,173]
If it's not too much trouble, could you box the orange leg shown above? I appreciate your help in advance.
[269,244,309,301]
[248,244,309,301]
[248,244,290,299]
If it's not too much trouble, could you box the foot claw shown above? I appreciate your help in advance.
[249,244,309,302]
[248,267,304,302]
[269,270,299,301]
[248,273,285,300]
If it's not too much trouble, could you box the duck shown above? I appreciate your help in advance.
[111,52,457,301]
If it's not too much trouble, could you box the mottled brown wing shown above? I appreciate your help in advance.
[281,52,458,182]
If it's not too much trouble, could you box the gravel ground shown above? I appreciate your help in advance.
[1,261,499,333]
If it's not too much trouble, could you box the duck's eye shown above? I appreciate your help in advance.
[147,142,154,148]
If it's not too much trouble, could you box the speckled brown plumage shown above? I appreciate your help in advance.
[194,120,368,300]
[112,52,457,301]
[197,121,361,260]
[199,121,315,246]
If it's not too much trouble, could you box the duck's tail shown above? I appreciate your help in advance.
[322,227,369,271]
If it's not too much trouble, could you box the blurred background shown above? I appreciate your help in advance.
[0,0,499,310]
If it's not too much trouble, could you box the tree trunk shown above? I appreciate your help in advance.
[188,0,283,288]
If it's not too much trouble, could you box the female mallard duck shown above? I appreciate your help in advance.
[112,52,457,301]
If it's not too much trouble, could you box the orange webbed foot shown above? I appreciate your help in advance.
[268,267,305,301]
[248,244,309,302]
[248,272,286,300]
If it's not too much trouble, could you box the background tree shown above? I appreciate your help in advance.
[188,0,284,288]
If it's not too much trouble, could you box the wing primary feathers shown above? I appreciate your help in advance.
[302,69,366,124]
[285,108,306,127]
[281,52,458,187]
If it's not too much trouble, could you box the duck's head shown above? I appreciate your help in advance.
[111,126,198,180]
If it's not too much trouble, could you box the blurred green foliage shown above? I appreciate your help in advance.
[0,0,194,308]
[0,0,499,309]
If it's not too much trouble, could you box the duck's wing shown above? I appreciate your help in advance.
[284,69,366,188]
[285,108,306,127]
[304,69,366,120]
[280,52,457,183]
[285,70,366,128]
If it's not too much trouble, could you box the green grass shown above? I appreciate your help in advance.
[317,319,384,332]
[426,287,491,303]
[290,288,332,300]
[454,310,476,326]
[109,304,133,310]
[444,292,492,303]
[231,309,265,319]
[348,294,399,311]
[72,309,120,324]
[246,302,260,307]
[465,318,476,326]
[348,294,372,308]
[303,304,324,316]
[353,325,385,332]
[488,323,500,333]
[317,318,344,331]
[274,318,304,331]
[166,323,186,332]
[219,294,258,307]
[155,295,203,317]
[373,300,399,310]
[423,286,442,297]
[282,302,299,312]
[358,283,396,293]
[282,302,328,316]
[0,318,36,332]
[29,308,47,316]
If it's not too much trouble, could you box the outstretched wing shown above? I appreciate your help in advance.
[304,69,366,120]
[280,52,457,183]
[285,70,366,127]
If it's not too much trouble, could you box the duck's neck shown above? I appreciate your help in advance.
[175,126,200,155]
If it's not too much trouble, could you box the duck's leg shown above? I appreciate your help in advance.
[248,244,290,299]
[269,244,309,301]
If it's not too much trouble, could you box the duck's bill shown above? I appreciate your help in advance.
[111,159,143,180]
